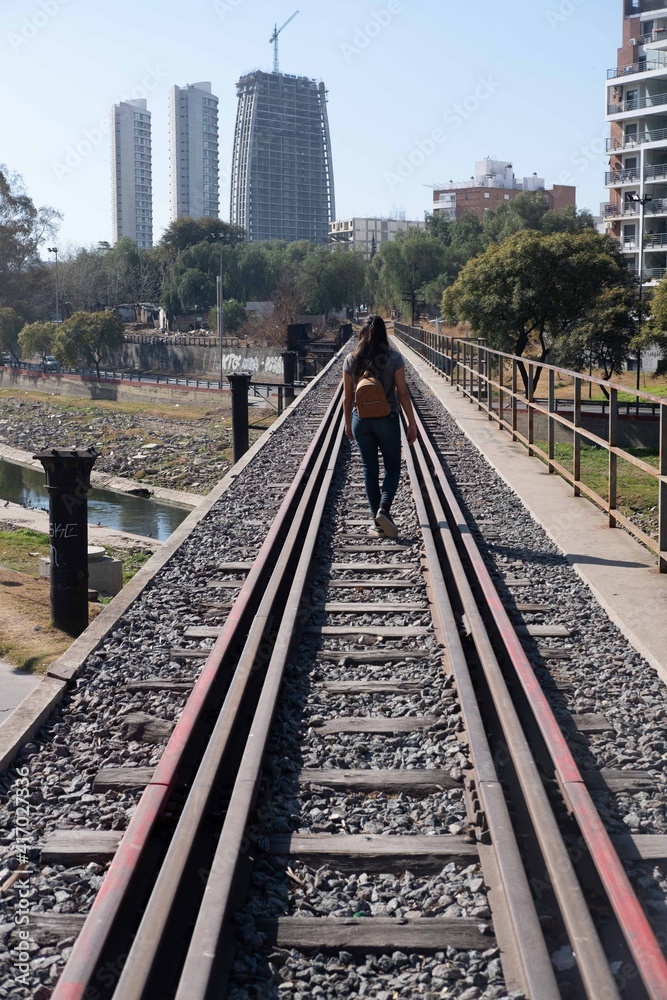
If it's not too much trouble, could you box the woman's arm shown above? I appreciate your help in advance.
[394,367,417,444]
[343,371,355,439]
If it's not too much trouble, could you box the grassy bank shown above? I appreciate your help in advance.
[0,526,152,672]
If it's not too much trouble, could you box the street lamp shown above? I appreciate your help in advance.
[47,247,59,323]
[628,193,652,393]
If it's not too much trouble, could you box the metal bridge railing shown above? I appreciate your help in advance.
[394,322,667,573]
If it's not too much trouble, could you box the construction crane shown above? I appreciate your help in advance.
[270,10,299,74]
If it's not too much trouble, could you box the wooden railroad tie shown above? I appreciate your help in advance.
[255,916,494,953]
[324,602,427,613]
[304,626,431,638]
[316,650,432,664]
[90,766,657,796]
[268,833,478,872]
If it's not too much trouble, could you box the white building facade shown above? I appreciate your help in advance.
[605,1,667,285]
[111,99,153,249]
[169,82,220,220]
[329,216,426,254]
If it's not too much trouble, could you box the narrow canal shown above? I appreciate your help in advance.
[0,460,190,542]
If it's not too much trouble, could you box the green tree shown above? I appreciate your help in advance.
[54,310,124,377]
[210,300,248,335]
[443,229,632,392]
[643,277,667,374]
[0,167,61,318]
[369,229,449,313]
[160,217,246,253]
[18,321,58,360]
[554,285,637,393]
[0,307,24,360]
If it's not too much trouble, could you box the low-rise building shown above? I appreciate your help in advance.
[431,159,576,222]
[329,216,426,254]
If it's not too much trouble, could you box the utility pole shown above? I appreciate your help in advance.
[629,192,652,394]
[217,275,224,391]
[270,10,299,73]
[48,247,59,322]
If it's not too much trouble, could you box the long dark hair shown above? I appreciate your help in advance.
[349,315,390,378]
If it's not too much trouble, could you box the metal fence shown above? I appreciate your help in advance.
[394,322,667,573]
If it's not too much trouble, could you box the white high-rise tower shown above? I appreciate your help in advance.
[169,82,220,220]
[111,98,153,249]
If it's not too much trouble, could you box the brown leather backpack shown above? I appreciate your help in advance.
[355,370,391,418]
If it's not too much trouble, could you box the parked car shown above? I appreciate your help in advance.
[1,353,13,365]
[40,356,60,371]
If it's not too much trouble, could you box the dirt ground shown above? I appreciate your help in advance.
[0,567,102,672]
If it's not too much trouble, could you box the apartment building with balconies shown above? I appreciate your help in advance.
[605,0,667,283]
[111,99,153,250]
[169,82,220,221]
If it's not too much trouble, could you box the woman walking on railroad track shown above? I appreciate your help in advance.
[343,315,417,538]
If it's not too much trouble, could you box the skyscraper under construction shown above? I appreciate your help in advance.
[230,71,335,243]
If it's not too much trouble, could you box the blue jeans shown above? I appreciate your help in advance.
[351,411,401,516]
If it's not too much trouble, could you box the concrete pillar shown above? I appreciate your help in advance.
[33,447,99,636]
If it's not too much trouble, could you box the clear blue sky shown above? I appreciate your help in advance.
[1,0,619,250]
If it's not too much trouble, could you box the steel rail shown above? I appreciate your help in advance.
[112,402,345,999]
[407,416,620,1000]
[173,412,346,999]
[401,426,561,998]
[414,406,667,1000]
[51,383,344,1000]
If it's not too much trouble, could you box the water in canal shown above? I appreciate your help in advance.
[0,459,190,542]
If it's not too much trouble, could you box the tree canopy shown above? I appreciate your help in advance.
[54,310,125,376]
[0,307,24,359]
[443,229,633,390]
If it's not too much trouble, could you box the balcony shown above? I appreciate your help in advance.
[622,232,667,247]
[604,199,667,217]
[645,162,667,177]
[606,125,667,149]
[639,27,667,44]
[605,168,641,184]
[604,202,639,217]
[607,57,667,79]
[607,90,667,114]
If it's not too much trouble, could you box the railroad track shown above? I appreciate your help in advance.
[19,363,667,999]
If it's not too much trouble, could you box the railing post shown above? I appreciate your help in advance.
[476,340,484,410]
[548,368,555,474]
[528,363,535,456]
[659,402,666,571]
[487,348,493,421]
[456,340,461,390]
[227,372,252,464]
[498,357,505,431]
[609,387,618,527]
[277,385,283,415]
[511,359,518,440]
[573,377,582,497]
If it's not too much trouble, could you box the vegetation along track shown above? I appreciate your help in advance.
[3,353,667,999]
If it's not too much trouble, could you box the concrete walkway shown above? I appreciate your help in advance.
[0,658,40,716]
[397,336,667,685]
